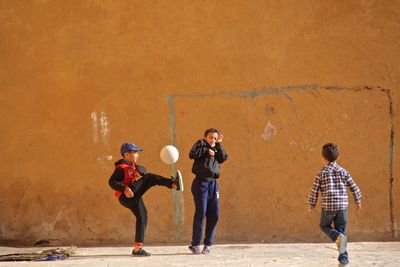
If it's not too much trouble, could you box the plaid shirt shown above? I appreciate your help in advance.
[308,162,362,211]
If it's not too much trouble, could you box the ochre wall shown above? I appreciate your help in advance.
[0,0,399,245]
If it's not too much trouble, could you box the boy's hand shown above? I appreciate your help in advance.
[217,134,224,143]
[209,149,216,156]
[308,206,315,212]
[356,202,362,210]
[124,187,134,198]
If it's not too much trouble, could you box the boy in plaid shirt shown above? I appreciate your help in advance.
[308,143,362,266]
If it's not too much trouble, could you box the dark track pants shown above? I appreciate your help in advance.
[191,178,220,246]
[118,173,173,243]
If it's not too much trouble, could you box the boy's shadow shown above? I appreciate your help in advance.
[69,252,193,259]
[152,252,195,256]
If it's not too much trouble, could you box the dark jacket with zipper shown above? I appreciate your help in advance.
[189,139,228,179]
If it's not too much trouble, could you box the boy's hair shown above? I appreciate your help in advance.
[204,128,220,137]
[322,143,340,162]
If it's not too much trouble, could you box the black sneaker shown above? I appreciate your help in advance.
[131,248,151,257]
[202,245,211,254]
[173,170,184,192]
[338,259,349,266]
[188,245,201,254]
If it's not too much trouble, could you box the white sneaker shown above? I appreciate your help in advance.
[174,170,184,192]
[336,233,347,254]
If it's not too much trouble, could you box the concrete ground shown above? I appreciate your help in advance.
[0,242,399,267]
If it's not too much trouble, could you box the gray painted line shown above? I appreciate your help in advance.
[166,85,396,240]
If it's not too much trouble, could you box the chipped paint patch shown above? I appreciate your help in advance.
[97,155,113,161]
[99,112,110,146]
[91,111,110,147]
[90,112,98,144]
[92,111,112,168]
[262,121,277,141]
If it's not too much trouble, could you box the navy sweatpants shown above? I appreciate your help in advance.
[191,178,220,246]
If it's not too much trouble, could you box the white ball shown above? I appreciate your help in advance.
[160,145,179,164]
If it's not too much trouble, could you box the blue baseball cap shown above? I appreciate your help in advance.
[120,142,143,155]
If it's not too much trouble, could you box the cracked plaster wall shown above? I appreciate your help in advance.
[0,1,399,245]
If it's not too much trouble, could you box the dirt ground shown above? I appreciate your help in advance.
[0,242,399,267]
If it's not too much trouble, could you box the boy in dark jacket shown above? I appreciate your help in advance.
[108,142,183,256]
[188,128,228,254]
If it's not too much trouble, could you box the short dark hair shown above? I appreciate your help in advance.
[204,128,220,137]
[322,143,340,162]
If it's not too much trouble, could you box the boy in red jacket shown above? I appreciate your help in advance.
[108,142,183,256]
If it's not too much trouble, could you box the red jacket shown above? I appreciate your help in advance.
[108,159,142,198]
